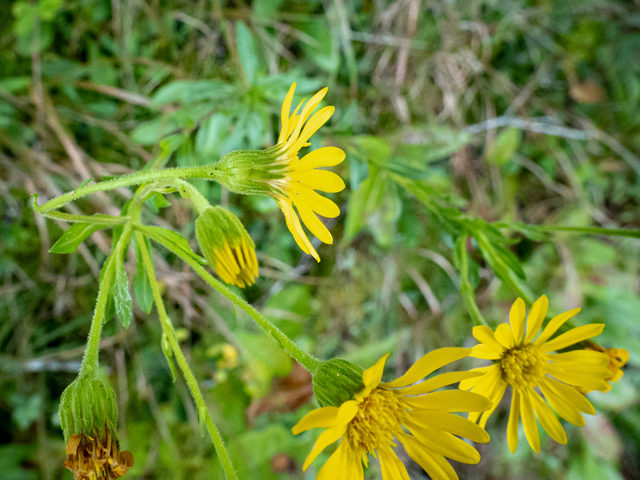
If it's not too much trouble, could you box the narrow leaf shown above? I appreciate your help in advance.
[132,234,154,314]
[113,261,133,329]
[50,223,107,254]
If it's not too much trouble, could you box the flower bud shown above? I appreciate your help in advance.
[195,206,259,288]
[312,359,364,407]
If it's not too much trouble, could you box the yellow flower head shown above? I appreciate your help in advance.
[63,429,134,479]
[195,206,259,288]
[272,82,346,261]
[293,349,492,480]
[577,343,630,394]
[217,83,346,262]
[460,295,612,454]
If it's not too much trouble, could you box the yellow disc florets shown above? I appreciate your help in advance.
[500,345,546,389]
[346,389,405,461]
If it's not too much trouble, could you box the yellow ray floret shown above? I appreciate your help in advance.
[459,295,612,454]
[293,349,492,480]
[271,83,346,262]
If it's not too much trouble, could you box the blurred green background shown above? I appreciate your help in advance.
[0,0,639,478]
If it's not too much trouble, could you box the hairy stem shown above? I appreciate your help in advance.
[137,224,321,373]
[457,235,489,327]
[136,231,238,480]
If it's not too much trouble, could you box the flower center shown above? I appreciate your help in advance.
[500,345,546,389]
[346,389,405,461]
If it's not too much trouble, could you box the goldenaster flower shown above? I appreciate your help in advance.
[63,429,134,479]
[293,349,492,480]
[460,295,612,453]
[217,83,346,261]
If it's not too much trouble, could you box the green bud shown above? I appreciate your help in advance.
[195,206,259,288]
[313,359,364,407]
[215,146,287,197]
[58,377,118,443]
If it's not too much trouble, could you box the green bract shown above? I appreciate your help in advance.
[58,377,118,443]
[312,358,364,408]
[215,146,286,197]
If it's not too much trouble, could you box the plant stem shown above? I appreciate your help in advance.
[136,232,238,480]
[533,225,640,238]
[34,166,223,214]
[79,223,132,378]
[137,224,321,373]
[457,235,489,327]
[38,209,129,225]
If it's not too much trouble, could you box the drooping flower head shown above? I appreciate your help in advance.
[460,295,612,453]
[293,349,492,480]
[59,377,134,479]
[217,83,346,261]
[195,206,258,287]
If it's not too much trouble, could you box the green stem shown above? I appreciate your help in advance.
[35,166,223,214]
[37,209,129,225]
[136,232,238,480]
[532,225,640,239]
[79,223,132,378]
[137,224,321,373]
[456,235,489,327]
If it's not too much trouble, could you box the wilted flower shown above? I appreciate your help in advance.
[63,429,134,479]
[460,295,611,453]
[293,349,491,480]
[577,343,630,393]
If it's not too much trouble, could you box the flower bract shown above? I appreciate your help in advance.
[63,429,134,479]
[293,348,492,480]
[460,295,612,453]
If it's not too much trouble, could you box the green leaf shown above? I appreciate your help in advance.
[486,128,521,166]
[235,21,258,85]
[140,226,206,265]
[161,333,177,382]
[344,171,377,239]
[78,178,94,189]
[113,259,133,329]
[132,234,154,314]
[50,223,107,254]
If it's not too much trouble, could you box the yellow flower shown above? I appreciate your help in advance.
[293,349,492,480]
[63,429,134,479]
[272,82,346,261]
[460,295,612,453]
[577,343,630,394]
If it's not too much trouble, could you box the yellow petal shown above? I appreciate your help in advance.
[288,182,341,218]
[302,424,348,471]
[543,377,596,415]
[399,371,485,395]
[470,344,502,360]
[546,363,609,391]
[316,440,363,480]
[524,295,549,344]
[398,432,458,480]
[405,419,482,464]
[296,146,346,171]
[290,106,335,153]
[472,325,504,353]
[292,406,338,435]
[541,324,605,352]
[510,298,526,344]
[403,390,492,413]
[478,382,507,429]
[534,308,581,345]
[290,169,346,193]
[286,88,328,149]
[355,354,388,400]
[539,380,586,426]
[459,366,493,391]
[520,389,540,453]
[278,198,319,261]
[529,389,567,445]
[507,388,521,454]
[550,350,610,366]
[408,411,490,443]
[382,348,470,388]
[291,198,333,245]
[379,449,411,480]
[278,83,296,144]
[494,323,515,348]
